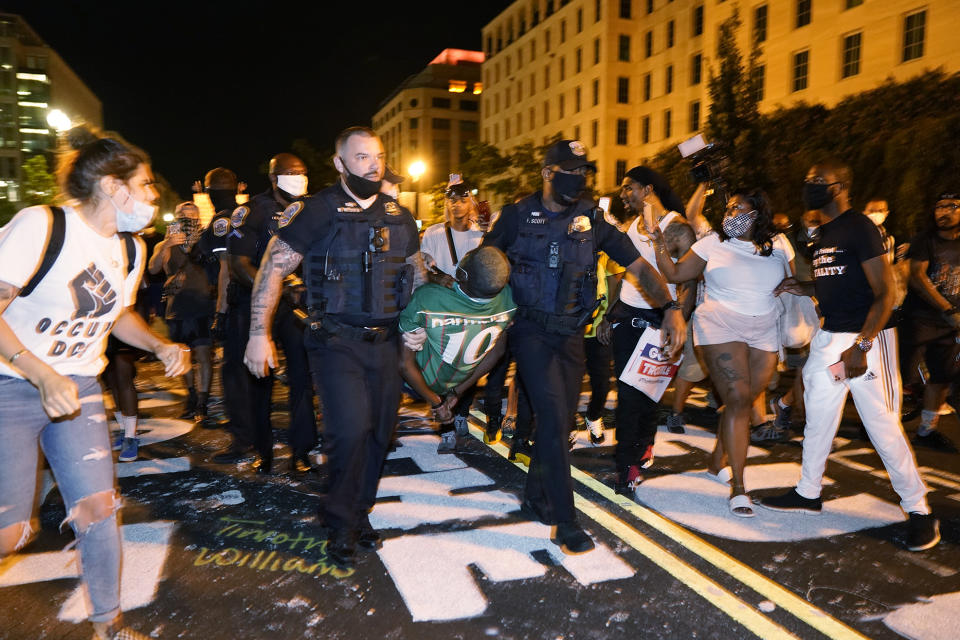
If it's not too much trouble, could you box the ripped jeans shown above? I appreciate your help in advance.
[0,375,121,623]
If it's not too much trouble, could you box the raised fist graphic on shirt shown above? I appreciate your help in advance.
[70,263,118,319]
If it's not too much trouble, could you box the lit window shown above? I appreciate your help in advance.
[473,82,483,95]
[448,80,467,93]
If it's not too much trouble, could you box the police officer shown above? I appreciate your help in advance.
[243,127,423,570]
[224,153,317,474]
[479,140,685,553]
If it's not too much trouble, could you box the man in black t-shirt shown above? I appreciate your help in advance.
[900,192,960,452]
[761,160,938,552]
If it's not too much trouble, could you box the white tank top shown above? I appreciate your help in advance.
[618,211,679,309]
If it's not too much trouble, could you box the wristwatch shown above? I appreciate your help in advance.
[854,334,873,352]
[661,300,681,313]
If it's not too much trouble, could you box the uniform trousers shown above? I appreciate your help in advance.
[510,318,583,525]
[307,330,401,532]
[583,335,613,422]
[797,327,930,514]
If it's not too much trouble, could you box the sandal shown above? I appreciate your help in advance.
[729,493,755,518]
[706,466,732,485]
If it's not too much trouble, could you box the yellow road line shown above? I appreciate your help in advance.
[469,424,798,640]
[469,413,871,640]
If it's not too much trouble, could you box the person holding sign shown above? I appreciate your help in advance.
[653,188,795,517]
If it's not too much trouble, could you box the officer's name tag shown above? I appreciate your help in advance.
[337,207,363,213]
[524,217,547,225]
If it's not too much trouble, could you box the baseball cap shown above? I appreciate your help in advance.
[445,173,474,198]
[543,140,596,172]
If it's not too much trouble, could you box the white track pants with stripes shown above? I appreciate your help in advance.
[797,327,930,514]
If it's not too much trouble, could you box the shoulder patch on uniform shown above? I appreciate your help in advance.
[231,206,250,228]
[278,201,305,228]
[384,200,400,216]
[213,217,230,237]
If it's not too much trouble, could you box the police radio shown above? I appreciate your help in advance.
[369,226,390,253]
[548,241,560,269]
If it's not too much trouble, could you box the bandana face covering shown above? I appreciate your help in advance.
[721,210,757,238]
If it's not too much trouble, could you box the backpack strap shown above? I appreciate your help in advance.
[444,223,459,266]
[120,232,137,275]
[19,206,66,297]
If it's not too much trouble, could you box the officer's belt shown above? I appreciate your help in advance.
[517,307,584,335]
[309,315,397,343]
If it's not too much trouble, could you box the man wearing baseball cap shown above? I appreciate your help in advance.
[478,140,685,554]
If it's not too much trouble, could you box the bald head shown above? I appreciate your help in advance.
[269,153,306,177]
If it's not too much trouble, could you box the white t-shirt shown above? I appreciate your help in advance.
[619,212,680,309]
[0,205,144,378]
[420,223,484,276]
[691,232,794,316]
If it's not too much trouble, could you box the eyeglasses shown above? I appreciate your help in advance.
[935,203,960,212]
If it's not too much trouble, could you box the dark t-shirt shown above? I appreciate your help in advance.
[227,190,288,267]
[904,230,960,328]
[811,209,887,333]
[482,193,641,276]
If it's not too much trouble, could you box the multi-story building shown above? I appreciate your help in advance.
[373,48,484,200]
[0,12,102,206]
[481,0,960,193]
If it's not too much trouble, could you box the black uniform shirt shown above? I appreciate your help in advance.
[482,193,641,272]
[227,190,289,267]
[811,209,889,333]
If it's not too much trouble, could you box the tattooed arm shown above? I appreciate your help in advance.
[243,236,304,377]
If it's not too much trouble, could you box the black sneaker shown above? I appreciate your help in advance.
[913,430,959,453]
[210,444,255,464]
[614,464,643,496]
[770,397,794,432]
[551,521,595,554]
[751,421,789,444]
[665,411,686,434]
[484,417,502,444]
[759,488,822,514]
[906,512,941,551]
[357,514,382,552]
[508,438,532,466]
[326,528,357,572]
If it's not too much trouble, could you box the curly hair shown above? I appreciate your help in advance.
[56,125,148,203]
[718,188,775,257]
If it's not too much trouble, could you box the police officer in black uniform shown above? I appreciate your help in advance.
[225,153,317,474]
[480,140,685,553]
[243,127,423,570]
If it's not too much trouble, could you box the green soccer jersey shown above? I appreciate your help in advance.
[398,283,516,395]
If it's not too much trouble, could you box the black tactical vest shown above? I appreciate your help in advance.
[304,191,414,325]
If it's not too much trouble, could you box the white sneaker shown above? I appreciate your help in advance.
[586,417,605,445]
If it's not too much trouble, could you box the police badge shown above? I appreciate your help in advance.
[213,217,230,237]
[231,206,250,228]
[384,200,400,216]
[278,201,305,228]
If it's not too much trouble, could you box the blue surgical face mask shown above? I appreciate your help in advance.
[112,186,156,233]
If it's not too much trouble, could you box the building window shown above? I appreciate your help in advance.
[792,50,809,91]
[616,160,627,185]
[574,124,581,140]
[531,41,536,61]
[643,73,652,100]
[754,4,767,43]
[846,0,863,7]
[647,0,654,14]
[842,32,862,78]
[645,31,653,58]
[432,97,451,109]
[494,123,499,143]
[642,115,650,143]
[691,53,702,85]
[530,107,536,129]
[903,10,926,62]
[692,4,704,36]
[618,35,631,61]
[545,29,552,53]
[755,64,765,101]
[547,0,555,17]
[616,77,628,103]
[409,117,418,130]
[593,78,600,105]
[432,118,451,130]
[575,87,582,112]
[544,65,550,90]
[595,0,602,22]
[689,100,701,131]
[667,20,675,48]
[560,56,566,80]
[561,19,566,43]
[544,100,550,124]
[576,47,583,73]
[594,38,601,64]
[515,113,521,134]
[591,119,599,146]
[460,99,479,111]
[559,94,566,118]
[664,109,672,138]
[665,65,673,93]
[620,0,632,19]
[577,7,583,32]
[505,119,511,138]
[616,119,628,145]
[529,75,535,97]
[796,0,811,28]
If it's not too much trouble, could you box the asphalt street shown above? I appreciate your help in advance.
[1,358,958,640]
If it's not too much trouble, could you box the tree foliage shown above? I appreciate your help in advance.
[459,134,563,207]
[22,155,57,207]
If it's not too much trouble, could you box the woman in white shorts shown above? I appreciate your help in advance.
[654,189,795,517]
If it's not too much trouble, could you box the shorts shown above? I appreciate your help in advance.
[166,316,212,347]
[692,298,779,353]
[900,319,959,385]
[677,322,706,382]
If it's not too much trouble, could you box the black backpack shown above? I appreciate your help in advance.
[19,206,137,297]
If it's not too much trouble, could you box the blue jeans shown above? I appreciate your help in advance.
[0,375,121,623]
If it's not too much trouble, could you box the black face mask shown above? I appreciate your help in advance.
[802,183,833,210]
[551,171,587,205]
[342,165,382,200]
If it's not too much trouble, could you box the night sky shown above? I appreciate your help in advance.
[4,0,512,197]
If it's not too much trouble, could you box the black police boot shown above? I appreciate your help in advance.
[179,388,198,420]
[484,414,502,445]
[356,514,382,552]
[290,451,313,476]
[551,521,595,554]
[326,527,357,572]
[252,452,273,475]
[210,443,254,464]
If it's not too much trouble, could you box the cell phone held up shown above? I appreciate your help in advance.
[828,360,846,382]
[166,221,182,237]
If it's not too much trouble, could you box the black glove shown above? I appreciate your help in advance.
[210,312,228,341]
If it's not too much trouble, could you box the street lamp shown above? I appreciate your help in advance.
[408,160,426,219]
[46,109,71,132]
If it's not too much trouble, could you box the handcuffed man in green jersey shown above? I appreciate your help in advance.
[399,246,517,453]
